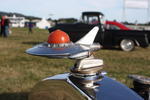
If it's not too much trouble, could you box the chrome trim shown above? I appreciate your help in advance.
[42,73,69,81]
[67,77,92,100]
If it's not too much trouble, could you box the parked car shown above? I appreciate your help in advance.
[105,21,131,30]
[49,12,149,51]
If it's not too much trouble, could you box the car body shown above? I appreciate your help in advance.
[49,12,150,51]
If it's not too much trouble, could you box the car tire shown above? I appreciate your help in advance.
[120,39,135,51]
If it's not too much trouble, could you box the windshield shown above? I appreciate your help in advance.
[82,15,99,24]
[82,14,106,25]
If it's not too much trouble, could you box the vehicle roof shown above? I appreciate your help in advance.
[82,12,104,16]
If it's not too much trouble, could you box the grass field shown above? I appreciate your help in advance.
[0,28,150,100]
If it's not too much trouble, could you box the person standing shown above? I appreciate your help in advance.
[0,16,5,37]
[0,16,10,37]
[4,16,10,37]
[28,20,33,33]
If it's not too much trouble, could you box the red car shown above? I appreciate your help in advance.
[105,21,131,30]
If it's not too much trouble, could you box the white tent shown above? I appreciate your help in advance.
[36,18,51,29]
[8,15,26,27]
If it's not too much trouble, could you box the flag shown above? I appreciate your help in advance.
[125,0,149,9]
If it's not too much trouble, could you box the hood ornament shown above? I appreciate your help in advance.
[26,26,144,100]
[26,26,104,88]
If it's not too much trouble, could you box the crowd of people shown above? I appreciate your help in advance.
[0,16,11,37]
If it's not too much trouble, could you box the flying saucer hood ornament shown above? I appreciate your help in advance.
[27,26,145,100]
[26,26,101,59]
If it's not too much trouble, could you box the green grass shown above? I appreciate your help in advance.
[0,28,150,100]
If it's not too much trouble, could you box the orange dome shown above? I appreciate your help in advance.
[47,30,70,44]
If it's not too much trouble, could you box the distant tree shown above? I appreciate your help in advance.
[122,21,129,25]
[58,18,78,23]
[122,21,135,25]
[147,22,150,25]
[47,18,52,21]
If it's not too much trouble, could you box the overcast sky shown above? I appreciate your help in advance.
[0,0,149,23]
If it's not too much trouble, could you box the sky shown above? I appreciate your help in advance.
[0,0,149,23]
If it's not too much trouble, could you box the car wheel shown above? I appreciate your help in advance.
[120,39,135,51]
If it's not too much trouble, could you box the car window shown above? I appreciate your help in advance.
[105,24,121,30]
[83,15,99,24]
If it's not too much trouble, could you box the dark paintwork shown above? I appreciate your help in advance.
[49,23,149,48]
[29,73,143,100]
[96,77,143,100]
[49,12,150,48]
